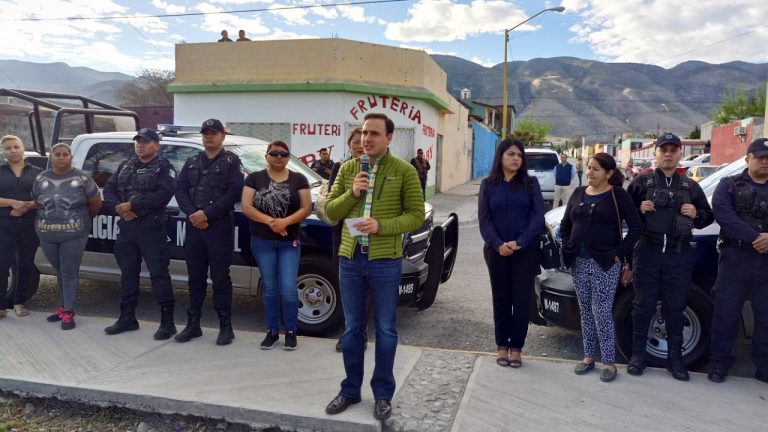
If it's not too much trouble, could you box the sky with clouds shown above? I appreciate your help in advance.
[0,0,766,75]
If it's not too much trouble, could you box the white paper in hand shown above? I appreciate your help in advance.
[345,217,367,236]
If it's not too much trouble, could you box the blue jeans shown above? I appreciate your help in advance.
[38,231,88,310]
[338,252,401,401]
[251,236,301,332]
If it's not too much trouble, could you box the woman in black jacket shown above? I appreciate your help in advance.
[560,153,642,382]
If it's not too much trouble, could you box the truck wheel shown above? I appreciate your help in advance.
[296,254,344,337]
[415,226,444,310]
[5,260,40,306]
[614,285,713,370]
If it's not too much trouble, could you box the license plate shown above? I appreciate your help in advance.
[543,297,561,315]
[398,282,415,296]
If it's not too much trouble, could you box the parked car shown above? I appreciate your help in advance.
[680,153,711,169]
[525,148,560,201]
[2,89,459,336]
[686,165,719,183]
[535,157,750,369]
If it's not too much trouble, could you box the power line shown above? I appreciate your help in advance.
[656,24,768,66]
[1,0,408,22]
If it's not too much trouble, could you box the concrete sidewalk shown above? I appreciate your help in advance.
[2,313,766,432]
[428,179,481,227]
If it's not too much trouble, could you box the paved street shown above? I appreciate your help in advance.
[23,224,752,376]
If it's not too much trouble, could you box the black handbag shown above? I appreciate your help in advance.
[538,231,562,270]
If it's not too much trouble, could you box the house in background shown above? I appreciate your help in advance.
[169,38,472,196]
[710,117,765,165]
[458,88,515,178]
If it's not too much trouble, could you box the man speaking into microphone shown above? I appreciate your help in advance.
[323,113,425,421]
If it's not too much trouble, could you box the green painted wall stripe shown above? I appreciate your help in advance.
[168,82,451,111]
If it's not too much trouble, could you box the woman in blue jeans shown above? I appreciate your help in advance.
[32,143,101,330]
[242,141,311,350]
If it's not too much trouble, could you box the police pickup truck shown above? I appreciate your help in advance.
[2,89,459,336]
[535,158,752,370]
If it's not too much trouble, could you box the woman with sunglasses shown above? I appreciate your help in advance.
[242,141,311,350]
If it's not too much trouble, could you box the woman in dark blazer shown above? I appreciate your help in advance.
[479,138,545,368]
[560,152,642,382]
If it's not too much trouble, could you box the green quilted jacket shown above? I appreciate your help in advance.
[326,151,425,260]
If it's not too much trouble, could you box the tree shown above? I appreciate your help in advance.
[511,118,552,143]
[687,125,701,139]
[115,69,175,106]
[710,82,766,125]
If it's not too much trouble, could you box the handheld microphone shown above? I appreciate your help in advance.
[360,154,370,174]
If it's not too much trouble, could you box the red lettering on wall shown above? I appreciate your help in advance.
[291,123,343,136]
[390,97,400,113]
[422,124,435,138]
[411,110,421,125]
[425,146,433,160]
[347,95,422,125]
[357,100,368,115]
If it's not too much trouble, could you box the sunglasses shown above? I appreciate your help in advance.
[267,150,290,158]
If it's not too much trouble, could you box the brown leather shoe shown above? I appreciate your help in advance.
[374,399,392,420]
[14,305,29,317]
[325,395,361,415]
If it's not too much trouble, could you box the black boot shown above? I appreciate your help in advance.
[626,333,647,376]
[175,309,202,343]
[153,305,177,340]
[104,303,139,335]
[667,335,689,381]
[216,310,235,346]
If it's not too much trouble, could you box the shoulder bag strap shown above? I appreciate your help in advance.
[611,187,627,266]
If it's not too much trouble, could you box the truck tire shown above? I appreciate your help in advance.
[415,226,444,310]
[5,260,40,307]
[296,254,344,336]
[614,284,713,370]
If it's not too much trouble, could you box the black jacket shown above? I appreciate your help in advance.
[560,186,643,271]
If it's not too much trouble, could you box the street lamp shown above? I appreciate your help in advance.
[501,6,565,139]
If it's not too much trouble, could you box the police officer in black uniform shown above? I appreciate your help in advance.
[174,119,243,345]
[104,128,177,340]
[708,138,768,384]
[626,133,714,380]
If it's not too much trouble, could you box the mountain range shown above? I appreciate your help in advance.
[2,57,767,139]
[433,55,768,139]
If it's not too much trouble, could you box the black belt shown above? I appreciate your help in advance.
[354,243,369,255]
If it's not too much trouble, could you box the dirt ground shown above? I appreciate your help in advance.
[0,392,282,432]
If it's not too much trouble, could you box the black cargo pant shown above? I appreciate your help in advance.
[710,246,768,374]
[631,240,694,340]
[184,215,234,312]
[114,218,174,307]
[0,217,39,308]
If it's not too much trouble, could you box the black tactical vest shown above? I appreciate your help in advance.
[643,173,693,240]
[116,156,163,205]
[187,150,235,209]
[726,175,768,237]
